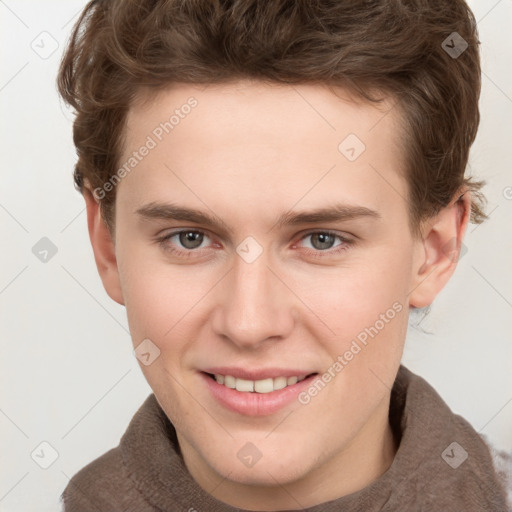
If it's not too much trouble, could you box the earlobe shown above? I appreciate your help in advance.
[409,191,471,309]
[83,186,125,305]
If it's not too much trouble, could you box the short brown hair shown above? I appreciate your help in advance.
[57,0,486,233]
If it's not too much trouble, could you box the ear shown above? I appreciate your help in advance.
[409,190,471,309]
[83,185,124,305]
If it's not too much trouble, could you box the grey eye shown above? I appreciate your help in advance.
[178,231,204,249]
[309,233,337,250]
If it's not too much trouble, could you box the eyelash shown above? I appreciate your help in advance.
[154,229,354,259]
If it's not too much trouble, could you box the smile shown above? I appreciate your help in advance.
[202,370,319,416]
[210,373,310,393]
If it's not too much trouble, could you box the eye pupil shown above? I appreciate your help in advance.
[179,231,203,249]
[311,233,335,250]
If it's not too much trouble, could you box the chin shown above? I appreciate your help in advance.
[208,448,313,487]
[224,466,304,487]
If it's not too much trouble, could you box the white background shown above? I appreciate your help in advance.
[1,1,511,510]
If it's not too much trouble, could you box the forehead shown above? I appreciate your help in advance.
[126,80,400,151]
[119,80,407,225]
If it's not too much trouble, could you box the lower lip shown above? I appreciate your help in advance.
[201,372,318,416]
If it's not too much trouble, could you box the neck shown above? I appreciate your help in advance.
[179,397,397,510]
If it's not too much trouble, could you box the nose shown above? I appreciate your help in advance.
[211,251,296,349]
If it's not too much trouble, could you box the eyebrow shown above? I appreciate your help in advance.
[135,202,380,233]
[274,204,380,228]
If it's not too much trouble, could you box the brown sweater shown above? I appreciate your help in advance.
[61,365,509,511]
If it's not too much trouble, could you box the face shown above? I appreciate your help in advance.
[94,80,459,508]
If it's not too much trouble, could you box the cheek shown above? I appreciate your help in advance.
[117,252,208,424]
[118,245,204,338]
[294,248,412,342]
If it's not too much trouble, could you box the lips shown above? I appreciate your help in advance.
[200,368,319,416]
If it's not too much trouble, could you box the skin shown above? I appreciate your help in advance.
[84,79,470,510]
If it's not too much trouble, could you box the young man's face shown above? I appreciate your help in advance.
[88,80,465,508]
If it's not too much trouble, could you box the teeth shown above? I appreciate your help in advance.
[254,378,273,393]
[214,374,309,393]
[273,376,287,390]
[235,378,254,392]
[224,375,236,389]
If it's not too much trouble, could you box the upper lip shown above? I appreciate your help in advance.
[202,367,317,380]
